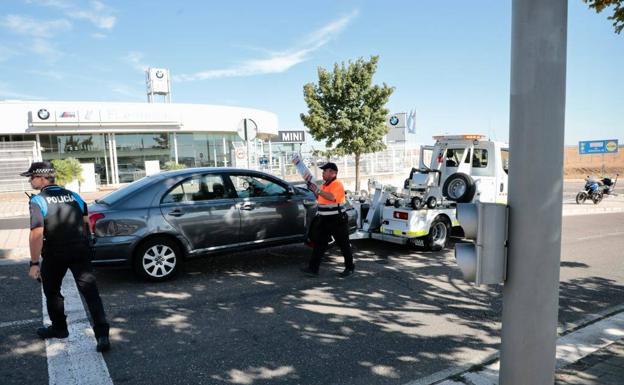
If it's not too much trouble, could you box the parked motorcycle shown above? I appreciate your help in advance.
[575,174,618,204]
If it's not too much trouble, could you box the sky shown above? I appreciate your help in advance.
[0,0,622,145]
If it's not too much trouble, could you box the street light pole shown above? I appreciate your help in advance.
[500,1,568,384]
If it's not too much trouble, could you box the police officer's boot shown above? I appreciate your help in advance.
[37,325,69,339]
[94,322,110,352]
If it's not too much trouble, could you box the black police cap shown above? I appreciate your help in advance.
[20,161,56,177]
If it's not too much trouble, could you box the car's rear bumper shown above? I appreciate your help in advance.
[92,235,139,266]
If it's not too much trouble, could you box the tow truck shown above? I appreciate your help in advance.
[351,134,509,250]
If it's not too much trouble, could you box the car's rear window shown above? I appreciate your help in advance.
[97,176,157,206]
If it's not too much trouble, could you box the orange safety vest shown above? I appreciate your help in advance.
[317,178,345,215]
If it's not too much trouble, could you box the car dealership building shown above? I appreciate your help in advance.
[0,100,311,188]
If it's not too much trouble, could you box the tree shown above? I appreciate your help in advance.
[300,56,394,192]
[584,0,624,33]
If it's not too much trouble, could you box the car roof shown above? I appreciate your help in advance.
[157,167,283,179]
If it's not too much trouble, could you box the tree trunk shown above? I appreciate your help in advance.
[354,153,360,192]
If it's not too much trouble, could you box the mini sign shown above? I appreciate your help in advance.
[578,139,619,154]
[276,131,305,143]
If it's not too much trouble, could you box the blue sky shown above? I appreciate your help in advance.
[0,0,622,145]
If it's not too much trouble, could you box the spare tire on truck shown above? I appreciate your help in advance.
[442,173,476,203]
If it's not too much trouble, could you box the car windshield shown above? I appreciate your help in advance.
[97,175,157,206]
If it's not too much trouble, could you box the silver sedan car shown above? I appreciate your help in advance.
[88,168,357,281]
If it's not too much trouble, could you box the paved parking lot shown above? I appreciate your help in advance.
[2,211,624,385]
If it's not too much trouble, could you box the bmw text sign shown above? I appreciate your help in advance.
[578,139,619,154]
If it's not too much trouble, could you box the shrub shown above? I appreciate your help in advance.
[163,161,186,171]
[51,158,84,186]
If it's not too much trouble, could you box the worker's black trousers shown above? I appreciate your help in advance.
[309,213,354,273]
[40,242,109,338]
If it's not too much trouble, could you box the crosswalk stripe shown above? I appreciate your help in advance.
[41,272,114,385]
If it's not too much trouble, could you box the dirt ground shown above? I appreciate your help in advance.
[564,145,623,179]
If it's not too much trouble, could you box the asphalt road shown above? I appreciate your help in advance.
[1,212,623,385]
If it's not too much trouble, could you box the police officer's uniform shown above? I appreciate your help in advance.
[24,163,110,350]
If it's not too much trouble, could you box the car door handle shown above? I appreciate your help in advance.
[168,209,184,217]
[239,202,255,210]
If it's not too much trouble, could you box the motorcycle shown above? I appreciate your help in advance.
[575,174,618,204]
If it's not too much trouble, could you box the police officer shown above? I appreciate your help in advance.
[23,161,110,352]
[301,162,355,277]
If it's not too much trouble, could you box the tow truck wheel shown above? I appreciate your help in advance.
[442,173,476,203]
[575,191,587,204]
[426,217,451,251]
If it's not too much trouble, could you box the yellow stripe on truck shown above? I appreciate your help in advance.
[392,229,428,237]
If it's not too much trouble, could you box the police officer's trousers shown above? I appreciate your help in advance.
[41,242,109,338]
[309,212,354,273]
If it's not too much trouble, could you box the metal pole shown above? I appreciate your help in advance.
[244,119,250,169]
[500,1,567,384]
[268,139,273,172]
[223,137,228,167]
[173,133,178,164]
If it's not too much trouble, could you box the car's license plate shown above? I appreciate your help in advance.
[412,239,424,246]
[384,228,393,234]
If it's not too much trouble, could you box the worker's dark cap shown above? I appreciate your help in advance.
[20,161,55,177]
[320,162,338,172]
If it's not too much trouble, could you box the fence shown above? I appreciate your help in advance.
[262,144,421,191]
[0,141,39,192]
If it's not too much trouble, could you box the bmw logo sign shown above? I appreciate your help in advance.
[389,115,399,126]
[155,70,164,79]
[37,109,50,120]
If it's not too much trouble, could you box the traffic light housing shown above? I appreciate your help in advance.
[455,202,508,285]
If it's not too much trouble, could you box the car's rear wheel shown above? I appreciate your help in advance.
[133,237,182,281]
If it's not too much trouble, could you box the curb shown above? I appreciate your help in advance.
[410,306,624,385]
[0,247,29,266]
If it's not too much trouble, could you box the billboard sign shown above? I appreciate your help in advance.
[578,139,619,154]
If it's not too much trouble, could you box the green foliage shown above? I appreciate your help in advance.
[163,161,186,171]
[51,158,83,186]
[301,55,394,155]
[300,56,394,189]
[584,0,624,33]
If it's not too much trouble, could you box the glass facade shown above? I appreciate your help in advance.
[176,133,238,168]
[4,131,300,185]
[39,133,111,185]
[115,133,173,182]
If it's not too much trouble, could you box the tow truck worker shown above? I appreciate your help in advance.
[23,161,110,352]
[301,162,355,277]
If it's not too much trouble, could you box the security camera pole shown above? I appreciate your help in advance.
[500,1,567,384]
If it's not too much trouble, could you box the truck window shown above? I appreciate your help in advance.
[472,149,488,168]
[446,148,465,167]
[501,149,509,174]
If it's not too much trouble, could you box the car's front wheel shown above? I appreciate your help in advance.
[133,237,182,281]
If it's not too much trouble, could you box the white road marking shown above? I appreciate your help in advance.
[576,231,624,242]
[0,318,38,328]
[41,272,113,385]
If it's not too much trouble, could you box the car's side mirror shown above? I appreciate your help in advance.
[286,185,296,195]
